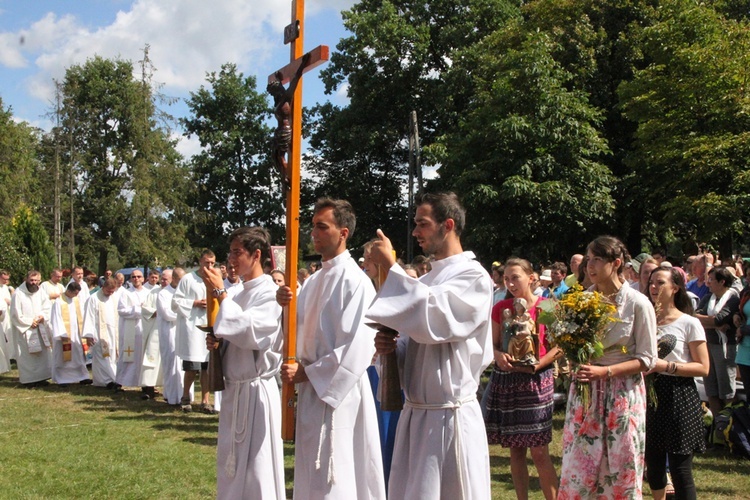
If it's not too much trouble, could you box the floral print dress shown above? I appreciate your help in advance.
[558,282,656,499]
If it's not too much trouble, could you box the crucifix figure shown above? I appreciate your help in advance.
[267,0,329,441]
[267,53,310,193]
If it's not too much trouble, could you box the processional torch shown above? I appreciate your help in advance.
[374,253,403,412]
[200,291,225,392]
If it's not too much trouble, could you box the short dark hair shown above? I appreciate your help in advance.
[228,227,272,263]
[550,262,568,274]
[416,192,465,236]
[66,281,82,293]
[200,249,216,259]
[709,266,734,288]
[314,198,356,237]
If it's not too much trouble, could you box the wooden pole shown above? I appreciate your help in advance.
[281,0,305,442]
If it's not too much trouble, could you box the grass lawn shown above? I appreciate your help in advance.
[2,367,750,499]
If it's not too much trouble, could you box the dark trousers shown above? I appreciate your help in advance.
[645,446,696,500]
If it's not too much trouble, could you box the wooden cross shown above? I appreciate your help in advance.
[268,0,329,441]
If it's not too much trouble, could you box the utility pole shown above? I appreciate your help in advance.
[407,110,422,263]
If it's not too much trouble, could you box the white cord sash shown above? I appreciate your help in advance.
[404,394,477,500]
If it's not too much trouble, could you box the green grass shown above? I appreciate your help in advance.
[1,367,750,499]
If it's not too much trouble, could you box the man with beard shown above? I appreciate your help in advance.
[82,278,120,388]
[49,281,91,385]
[10,270,53,387]
[366,192,494,499]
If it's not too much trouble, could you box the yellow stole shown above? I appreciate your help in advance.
[60,297,83,362]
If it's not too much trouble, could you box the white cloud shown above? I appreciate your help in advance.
[3,0,324,105]
[173,132,202,160]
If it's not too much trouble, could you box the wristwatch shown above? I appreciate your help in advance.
[212,288,227,298]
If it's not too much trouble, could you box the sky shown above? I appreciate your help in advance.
[0,0,356,158]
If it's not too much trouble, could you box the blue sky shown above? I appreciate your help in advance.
[0,0,355,157]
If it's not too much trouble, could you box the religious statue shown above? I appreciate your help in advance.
[503,298,538,366]
[266,53,311,194]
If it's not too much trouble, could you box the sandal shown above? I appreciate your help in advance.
[180,397,192,413]
[665,473,675,499]
[201,403,216,414]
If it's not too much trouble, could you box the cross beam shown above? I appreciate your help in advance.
[268,45,329,86]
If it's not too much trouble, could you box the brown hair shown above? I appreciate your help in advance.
[586,236,630,275]
[504,257,534,276]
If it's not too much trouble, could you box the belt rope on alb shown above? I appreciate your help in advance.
[404,394,477,500]
[225,373,281,496]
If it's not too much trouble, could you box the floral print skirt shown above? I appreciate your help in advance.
[558,373,646,499]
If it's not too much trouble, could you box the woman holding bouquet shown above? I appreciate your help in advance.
[558,236,657,499]
[646,266,709,500]
[485,258,559,500]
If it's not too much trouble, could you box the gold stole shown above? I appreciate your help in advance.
[60,297,83,362]
[98,301,117,359]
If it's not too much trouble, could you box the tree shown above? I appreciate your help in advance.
[309,0,522,255]
[0,222,32,286]
[435,25,614,263]
[11,204,56,276]
[0,98,41,220]
[618,0,750,257]
[182,64,283,256]
[58,55,192,273]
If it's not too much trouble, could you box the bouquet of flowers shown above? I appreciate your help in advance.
[538,284,618,407]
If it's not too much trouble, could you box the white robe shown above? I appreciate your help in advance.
[172,271,209,362]
[157,284,186,404]
[10,283,53,384]
[116,287,150,387]
[365,251,494,500]
[40,280,64,303]
[139,287,161,387]
[76,280,90,310]
[82,289,119,386]
[0,283,12,372]
[213,274,284,500]
[50,295,90,384]
[294,250,386,500]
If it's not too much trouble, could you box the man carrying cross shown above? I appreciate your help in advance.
[366,192,494,499]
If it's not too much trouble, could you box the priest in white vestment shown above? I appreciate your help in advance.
[366,192,494,499]
[172,251,215,413]
[0,270,13,372]
[82,278,119,387]
[204,227,284,499]
[70,267,90,310]
[138,282,161,398]
[116,270,150,388]
[157,269,187,405]
[50,281,91,384]
[278,199,386,499]
[10,270,53,386]
[40,269,65,303]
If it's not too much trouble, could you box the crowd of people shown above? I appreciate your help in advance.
[0,192,743,499]
[483,243,746,499]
